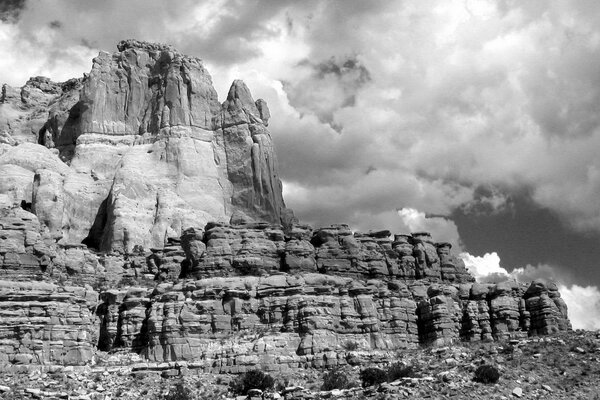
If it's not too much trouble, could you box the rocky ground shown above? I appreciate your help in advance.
[1,330,598,400]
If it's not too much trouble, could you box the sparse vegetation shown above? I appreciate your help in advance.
[387,362,418,381]
[473,364,500,384]
[321,368,356,391]
[230,369,275,395]
[162,381,193,400]
[360,367,387,388]
[342,340,359,351]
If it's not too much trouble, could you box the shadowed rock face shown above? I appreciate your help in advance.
[0,40,572,369]
[0,39,293,253]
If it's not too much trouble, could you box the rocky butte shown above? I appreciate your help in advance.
[0,40,570,374]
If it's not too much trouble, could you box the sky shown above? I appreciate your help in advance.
[1,0,599,329]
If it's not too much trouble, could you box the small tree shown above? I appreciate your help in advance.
[387,362,417,381]
[359,367,387,388]
[231,370,275,395]
[473,365,500,384]
[321,368,355,391]
[342,340,359,351]
[163,381,193,400]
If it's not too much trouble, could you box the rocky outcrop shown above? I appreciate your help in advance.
[0,204,572,367]
[0,280,98,365]
[91,272,570,371]
[0,40,293,254]
[183,223,475,283]
[0,77,63,146]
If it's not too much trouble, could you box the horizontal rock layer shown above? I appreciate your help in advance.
[0,280,98,365]
[0,207,570,367]
[94,274,569,371]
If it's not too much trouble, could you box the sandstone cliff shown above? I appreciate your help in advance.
[0,40,571,370]
[1,39,293,254]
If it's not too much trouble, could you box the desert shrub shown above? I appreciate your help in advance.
[360,367,387,388]
[473,365,500,384]
[387,362,417,381]
[321,368,355,391]
[342,340,359,351]
[230,370,275,395]
[501,344,515,354]
[163,381,193,400]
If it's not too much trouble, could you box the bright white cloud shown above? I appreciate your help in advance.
[397,207,462,250]
[559,284,600,331]
[460,252,510,281]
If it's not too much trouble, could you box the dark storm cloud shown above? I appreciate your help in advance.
[453,194,600,287]
[0,0,26,22]
[283,56,371,126]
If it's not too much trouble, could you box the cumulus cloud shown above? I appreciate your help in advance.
[283,56,371,128]
[397,208,462,250]
[460,252,510,282]
[559,285,600,331]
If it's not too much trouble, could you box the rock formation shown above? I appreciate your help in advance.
[1,39,294,254]
[0,40,571,371]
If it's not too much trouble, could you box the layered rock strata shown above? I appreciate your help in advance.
[0,205,572,368]
[94,273,570,371]
[0,280,98,365]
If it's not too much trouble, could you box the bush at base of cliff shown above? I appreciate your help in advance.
[321,368,356,391]
[473,365,500,384]
[230,370,275,395]
[163,381,193,400]
[387,363,418,381]
[360,367,387,388]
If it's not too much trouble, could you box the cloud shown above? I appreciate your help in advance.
[460,252,510,282]
[559,285,600,331]
[397,208,462,250]
[283,56,371,128]
[0,0,25,23]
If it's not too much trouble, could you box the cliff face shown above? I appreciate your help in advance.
[0,39,293,253]
[0,205,570,368]
[0,40,571,369]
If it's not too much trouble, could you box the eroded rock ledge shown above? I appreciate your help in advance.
[0,206,570,369]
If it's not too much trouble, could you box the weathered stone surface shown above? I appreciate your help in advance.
[0,77,62,146]
[525,279,571,335]
[182,224,474,284]
[91,270,570,369]
[0,40,293,254]
[0,280,98,365]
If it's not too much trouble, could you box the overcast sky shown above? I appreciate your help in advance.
[2,0,600,329]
